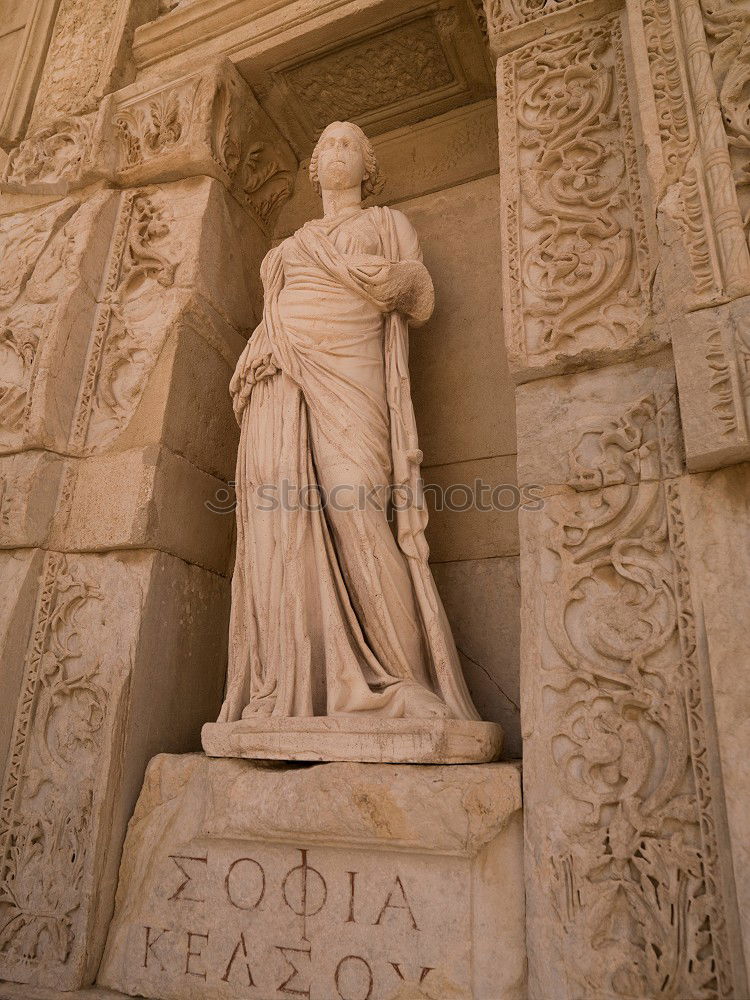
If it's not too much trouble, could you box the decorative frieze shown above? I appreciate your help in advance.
[0,196,116,455]
[497,15,656,380]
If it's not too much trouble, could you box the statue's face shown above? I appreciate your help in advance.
[315,124,366,192]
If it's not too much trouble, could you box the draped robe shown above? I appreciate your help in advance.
[218,205,480,723]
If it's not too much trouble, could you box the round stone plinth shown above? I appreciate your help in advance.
[202,716,503,764]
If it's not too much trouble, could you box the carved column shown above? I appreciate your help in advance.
[485,0,750,993]
[0,52,295,989]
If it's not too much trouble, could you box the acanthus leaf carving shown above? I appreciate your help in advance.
[0,555,105,975]
[499,18,651,368]
[114,82,198,169]
[534,393,734,998]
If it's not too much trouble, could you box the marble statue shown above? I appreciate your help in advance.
[202,121,502,762]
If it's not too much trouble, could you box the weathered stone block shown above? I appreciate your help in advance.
[0,549,229,990]
[672,296,750,472]
[52,446,234,576]
[0,191,121,455]
[98,754,525,1000]
[515,351,681,488]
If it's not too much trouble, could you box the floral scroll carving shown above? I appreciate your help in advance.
[1,117,93,190]
[0,202,79,450]
[0,555,106,977]
[499,18,650,370]
[70,190,176,454]
[537,395,734,997]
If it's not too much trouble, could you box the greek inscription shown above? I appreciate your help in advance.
[221,932,256,986]
[143,926,169,970]
[391,961,433,983]
[225,856,266,910]
[282,849,327,941]
[167,854,207,902]
[374,875,419,930]
[346,870,357,923]
[276,943,312,997]
[335,955,374,1000]
[185,930,209,979]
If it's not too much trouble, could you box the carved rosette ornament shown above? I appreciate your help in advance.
[525,396,736,998]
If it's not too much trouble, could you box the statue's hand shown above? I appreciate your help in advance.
[349,257,428,316]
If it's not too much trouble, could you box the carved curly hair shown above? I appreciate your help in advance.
[308,121,385,198]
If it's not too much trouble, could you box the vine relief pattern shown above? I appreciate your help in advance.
[70,190,176,454]
[535,395,734,997]
[0,201,80,451]
[484,0,586,37]
[0,555,106,979]
[498,17,650,368]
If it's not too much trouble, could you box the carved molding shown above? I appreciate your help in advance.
[527,393,737,997]
[497,16,653,378]
[672,298,750,470]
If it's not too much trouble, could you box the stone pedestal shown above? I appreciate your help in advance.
[97,754,525,1000]
[202,718,503,764]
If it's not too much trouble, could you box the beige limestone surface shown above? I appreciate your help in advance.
[98,753,526,1000]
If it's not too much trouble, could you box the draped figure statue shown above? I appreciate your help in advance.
[203,121,502,763]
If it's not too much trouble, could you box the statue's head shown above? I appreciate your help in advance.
[309,121,384,198]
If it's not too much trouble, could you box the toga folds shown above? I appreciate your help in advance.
[219,204,480,722]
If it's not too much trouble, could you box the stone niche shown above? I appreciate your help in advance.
[98,754,526,1000]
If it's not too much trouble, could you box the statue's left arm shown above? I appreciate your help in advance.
[388,210,434,327]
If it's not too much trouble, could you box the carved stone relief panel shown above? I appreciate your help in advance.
[67,176,264,458]
[1,113,101,193]
[0,192,120,455]
[28,0,157,131]
[497,14,659,381]
[242,4,494,156]
[112,60,296,231]
[0,548,231,990]
[0,551,140,989]
[0,0,62,148]
[520,389,742,998]
[635,0,750,308]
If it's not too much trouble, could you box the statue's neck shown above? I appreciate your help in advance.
[322,186,362,219]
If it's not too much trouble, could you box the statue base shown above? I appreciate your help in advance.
[98,753,525,1000]
[201,716,503,764]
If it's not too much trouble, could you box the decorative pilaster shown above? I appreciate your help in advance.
[486,0,750,991]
